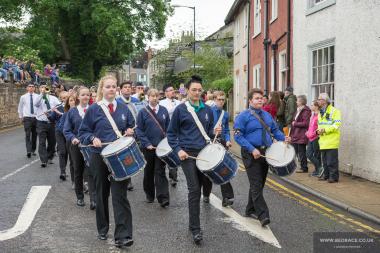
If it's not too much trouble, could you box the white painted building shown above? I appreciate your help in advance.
[225,0,250,117]
[293,0,380,182]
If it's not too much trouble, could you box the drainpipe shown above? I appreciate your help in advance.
[286,0,291,87]
[247,0,251,107]
[263,0,270,95]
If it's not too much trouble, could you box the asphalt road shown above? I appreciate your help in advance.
[0,128,379,253]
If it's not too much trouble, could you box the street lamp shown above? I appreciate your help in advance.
[172,4,196,72]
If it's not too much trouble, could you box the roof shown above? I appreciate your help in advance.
[224,0,248,25]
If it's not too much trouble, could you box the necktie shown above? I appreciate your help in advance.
[43,95,51,110]
[84,108,87,113]
[108,103,114,113]
[153,108,156,113]
[30,94,34,114]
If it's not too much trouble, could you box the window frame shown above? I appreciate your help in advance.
[270,0,278,23]
[253,0,261,38]
[253,64,261,89]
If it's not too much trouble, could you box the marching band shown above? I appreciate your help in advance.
[18,74,292,248]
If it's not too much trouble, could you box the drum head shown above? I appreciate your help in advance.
[156,138,171,157]
[196,143,225,171]
[101,137,134,156]
[265,141,295,167]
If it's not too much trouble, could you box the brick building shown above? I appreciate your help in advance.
[250,0,292,93]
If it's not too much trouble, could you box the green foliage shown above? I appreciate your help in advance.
[0,0,172,82]
[211,77,233,93]
[181,43,232,91]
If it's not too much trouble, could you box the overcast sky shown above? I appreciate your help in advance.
[147,0,235,49]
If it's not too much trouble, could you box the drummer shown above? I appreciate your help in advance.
[234,88,290,227]
[78,75,135,248]
[63,86,96,210]
[136,89,170,207]
[116,80,140,191]
[167,75,221,244]
[202,90,235,207]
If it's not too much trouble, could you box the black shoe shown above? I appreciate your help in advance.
[222,198,233,207]
[260,217,270,227]
[27,153,31,158]
[48,159,54,164]
[203,196,210,203]
[145,197,154,203]
[41,163,47,168]
[127,182,134,191]
[90,201,96,210]
[318,177,328,181]
[328,178,339,183]
[76,199,85,207]
[59,173,66,181]
[98,234,108,240]
[245,212,258,220]
[32,152,37,156]
[160,200,170,208]
[193,232,203,245]
[115,238,133,248]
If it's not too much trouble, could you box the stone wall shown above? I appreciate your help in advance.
[0,83,24,129]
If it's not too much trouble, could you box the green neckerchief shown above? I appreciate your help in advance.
[189,100,205,113]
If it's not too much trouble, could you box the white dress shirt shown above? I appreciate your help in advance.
[77,104,89,119]
[149,104,159,114]
[34,94,61,122]
[101,98,117,111]
[159,98,180,119]
[18,92,38,118]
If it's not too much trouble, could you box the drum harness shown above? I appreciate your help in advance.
[144,106,166,137]
[249,109,275,153]
[185,101,211,143]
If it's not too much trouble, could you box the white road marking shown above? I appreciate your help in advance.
[209,193,281,249]
[0,159,39,182]
[0,186,51,241]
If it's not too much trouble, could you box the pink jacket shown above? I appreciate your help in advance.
[305,113,318,141]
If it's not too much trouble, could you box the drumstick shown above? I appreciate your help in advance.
[187,155,209,163]
[80,142,113,148]
[260,155,280,163]
[213,132,219,144]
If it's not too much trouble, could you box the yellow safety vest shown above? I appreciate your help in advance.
[318,104,341,150]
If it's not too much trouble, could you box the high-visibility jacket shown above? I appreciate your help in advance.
[318,104,341,150]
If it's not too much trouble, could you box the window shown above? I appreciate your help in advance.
[271,0,278,22]
[271,56,275,91]
[311,45,335,101]
[244,6,248,42]
[235,19,240,51]
[253,64,261,89]
[279,51,287,91]
[253,0,261,37]
[234,74,240,113]
[306,0,336,16]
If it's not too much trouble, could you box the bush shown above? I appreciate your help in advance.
[211,77,233,93]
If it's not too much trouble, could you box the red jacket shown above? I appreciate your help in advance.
[263,103,278,120]
[290,106,311,144]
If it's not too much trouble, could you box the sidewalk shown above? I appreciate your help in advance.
[228,123,380,224]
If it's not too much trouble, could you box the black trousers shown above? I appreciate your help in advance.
[292,143,308,171]
[91,152,132,240]
[241,149,270,221]
[70,144,95,201]
[55,131,68,174]
[143,149,169,203]
[23,117,37,154]
[66,142,75,182]
[181,150,211,235]
[36,121,56,163]
[321,149,339,181]
[202,181,234,200]
[306,139,321,171]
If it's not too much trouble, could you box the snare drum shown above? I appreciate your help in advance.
[101,137,146,181]
[156,137,181,169]
[79,144,92,167]
[196,143,238,185]
[265,141,296,177]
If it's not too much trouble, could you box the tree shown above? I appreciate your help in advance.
[181,42,232,91]
[1,0,172,82]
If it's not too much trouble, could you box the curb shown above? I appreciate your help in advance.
[231,152,380,226]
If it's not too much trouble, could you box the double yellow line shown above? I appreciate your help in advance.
[237,163,380,234]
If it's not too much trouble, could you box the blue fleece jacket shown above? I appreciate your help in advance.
[78,101,135,153]
[136,106,170,148]
[233,107,285,153]
[47,105,65,132]
[63,107,83,142]
[167,102,215,153]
